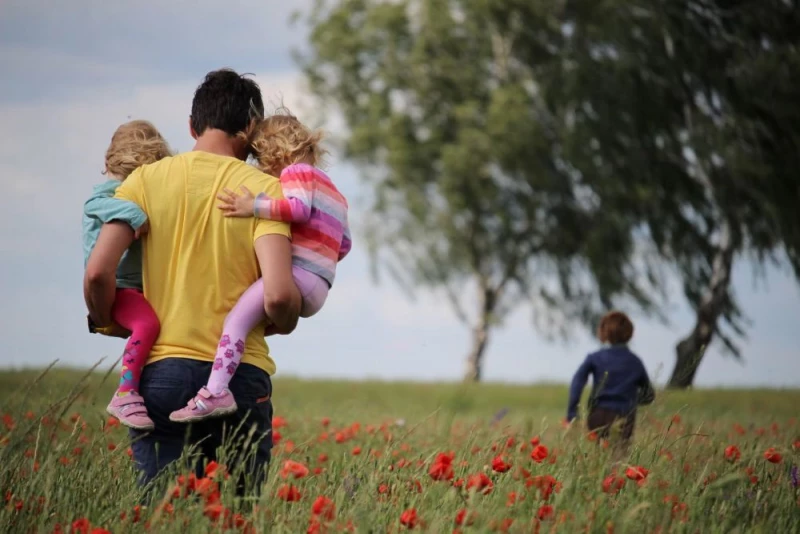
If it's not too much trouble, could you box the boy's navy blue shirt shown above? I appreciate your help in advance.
[567,344,654,421]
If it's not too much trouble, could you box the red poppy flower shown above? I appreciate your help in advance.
[205,461,228,480]
[307,517,324,534]
[537,504,555,521]
[281,460,310,479]
[530,475,561,500]
[763,447,782,464]
[506,491,518,506]
[491,455,512,473]
[466,473,493,494]
[71,518,91,534]
[625,466,649,481]
[277,484,302,502]
[602,475,625,494]
[321,417,330,427]
[399,508,418,529]
[351,446,362,456]
[203,503,227,522]
[454,509,476,526]
[311,496,336,521]
[724,445,741,463]
[530,436,541,446]
[429,452,455,481]
[530,445,549,463]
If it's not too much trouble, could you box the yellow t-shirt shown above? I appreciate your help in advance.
[115,151,290,375]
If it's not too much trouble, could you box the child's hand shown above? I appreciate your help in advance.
[217,186,255,218]
[134,221,150,240]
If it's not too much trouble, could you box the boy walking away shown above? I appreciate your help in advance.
[566,311,655,446]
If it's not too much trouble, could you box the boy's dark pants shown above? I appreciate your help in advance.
[588,407,636,442]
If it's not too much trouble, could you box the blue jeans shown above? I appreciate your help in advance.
[129,358,273,496]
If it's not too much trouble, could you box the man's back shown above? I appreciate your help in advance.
[115,151,289,374]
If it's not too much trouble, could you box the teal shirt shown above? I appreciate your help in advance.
[82,179,148,290]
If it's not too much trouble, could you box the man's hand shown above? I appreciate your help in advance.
[134,221,150,240]
[264,324,279,337]
[218,186,256,218]
[91,318,131,339]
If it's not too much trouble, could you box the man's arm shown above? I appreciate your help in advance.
[84,222,134,327]
[254,234,301,334]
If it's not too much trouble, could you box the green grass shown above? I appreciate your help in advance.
[1,367,798,533]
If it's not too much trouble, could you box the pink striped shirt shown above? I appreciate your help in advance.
[253,163,351,286]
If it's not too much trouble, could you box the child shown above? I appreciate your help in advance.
[169,111,351,423]
[566,311,655,443]
[83,120,171,431]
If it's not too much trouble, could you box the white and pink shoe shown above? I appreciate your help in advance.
[107,391,154,431]
[169,387,237,423]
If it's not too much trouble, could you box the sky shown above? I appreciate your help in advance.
[0,0,798,388]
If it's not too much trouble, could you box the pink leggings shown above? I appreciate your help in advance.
[206,266,328,395]
[112,288,160,394]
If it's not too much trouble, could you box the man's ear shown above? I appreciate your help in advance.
[189,117,198,139]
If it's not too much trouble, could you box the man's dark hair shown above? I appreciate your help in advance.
[190,69,264,136]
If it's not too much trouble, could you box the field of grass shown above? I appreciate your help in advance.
[1,367,798,533]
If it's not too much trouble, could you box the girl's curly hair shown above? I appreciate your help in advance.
[243,108,327,176]
[104,120,171,180]
[596,311,634,345]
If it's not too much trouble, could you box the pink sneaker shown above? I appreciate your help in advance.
[107,392,154,431]
[169,387,237,423]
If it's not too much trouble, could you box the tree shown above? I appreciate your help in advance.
[517,0,800,388]
[298,0,800,386]
[298,0,658,381]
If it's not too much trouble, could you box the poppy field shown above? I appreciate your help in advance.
[1,368,798,533]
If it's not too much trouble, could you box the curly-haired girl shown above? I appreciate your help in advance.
[83,120,171,430]
[170,110,352,423]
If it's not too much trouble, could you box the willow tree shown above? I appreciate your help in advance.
[298,0,657,381]
[519,0,800,387]
[298,0,800,385]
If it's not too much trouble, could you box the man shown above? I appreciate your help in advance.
[84,69,301,493]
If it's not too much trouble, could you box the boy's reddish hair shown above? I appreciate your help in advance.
[597,311,634,345]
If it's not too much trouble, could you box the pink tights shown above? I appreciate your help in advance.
[112,288,160,394]
[206,267,328,395]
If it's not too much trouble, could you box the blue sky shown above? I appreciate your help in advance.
[0,0,798,387]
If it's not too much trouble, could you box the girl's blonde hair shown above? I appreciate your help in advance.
[104,120,171,180]
[244,108,327,176]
